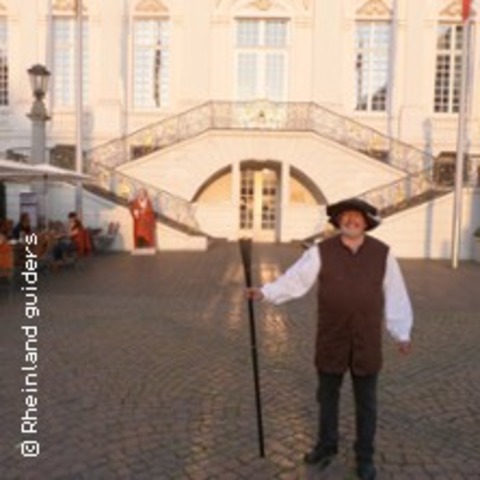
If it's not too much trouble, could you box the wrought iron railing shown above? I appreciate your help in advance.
[302,166,449,244]
[309,103,434,173]
[211,101,434,173]
[88,161,200,231]
[85,102,214,170]
[357,156,480,218]
[357,167,439,216]
[84,100,462,237]
[86,100,434,174]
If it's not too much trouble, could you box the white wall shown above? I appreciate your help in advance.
[1,0,479,158]
[281,204,326,242]
[5,182,32,223]
[194,202,237,240]
[119,130,405,204]
[374,189,480,259]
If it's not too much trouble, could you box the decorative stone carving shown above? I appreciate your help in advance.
[356,0,391,17]
[440,0,467,19]
[52,0,86,13]
[250,0,273,11]
[215,0,297,14]
[135,0,169,14]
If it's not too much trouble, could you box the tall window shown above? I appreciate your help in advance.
[0,18,8,107]
[236,19,288,101]
[133,18,169,109]
[53,17,89,107]
[355,22,390,111]
[434,24,463,113]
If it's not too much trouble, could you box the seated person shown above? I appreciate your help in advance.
[45,221,75,267]
[68,212,92,257]
[0,232,14,278]
[2,219,14,240]
[12,213,32,241]
[32,227,58,269]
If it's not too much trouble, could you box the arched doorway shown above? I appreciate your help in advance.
[239,161,280,241]
[192,160,326,241]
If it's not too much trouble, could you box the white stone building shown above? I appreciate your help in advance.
[1,0,480,257]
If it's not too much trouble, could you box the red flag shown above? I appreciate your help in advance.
[463,0,471,21]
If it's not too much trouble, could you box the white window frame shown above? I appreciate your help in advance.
[433,23,463,114]
[132,15,170,111]
[234,18,289,102]
[0,16,8,109]
[354,20,391,112]
[52,14,89,110]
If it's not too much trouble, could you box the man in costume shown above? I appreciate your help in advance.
[129,189,156,248]
[247,198,413,480]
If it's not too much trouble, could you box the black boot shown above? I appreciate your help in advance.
[356,462,377,480]
[303,444,337,468]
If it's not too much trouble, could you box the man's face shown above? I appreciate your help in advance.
[338,210,367,238]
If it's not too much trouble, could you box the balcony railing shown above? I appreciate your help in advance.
[301,166,449,244]
[86,102,214,171]
[357,167,439,216]
[86,100,435,174]
[84,100,478,237]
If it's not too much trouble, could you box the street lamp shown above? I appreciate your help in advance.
[27,64,51,228]
[28,64,51,101]
[27,64,51,165]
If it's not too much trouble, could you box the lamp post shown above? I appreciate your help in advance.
[27,64,51,227]
[74,0,84,219]
[27,64,51,165]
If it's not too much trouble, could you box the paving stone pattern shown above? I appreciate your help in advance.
[0,242,479,479]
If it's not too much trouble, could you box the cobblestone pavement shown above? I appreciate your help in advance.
[0,241,479,480]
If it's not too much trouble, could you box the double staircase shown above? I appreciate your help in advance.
[83,100,453,240]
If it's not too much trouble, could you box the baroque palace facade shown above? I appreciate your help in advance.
[1,0,480,257]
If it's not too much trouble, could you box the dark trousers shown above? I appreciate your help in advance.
[316,372,378,464]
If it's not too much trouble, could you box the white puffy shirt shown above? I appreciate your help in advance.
[261,245,413,342]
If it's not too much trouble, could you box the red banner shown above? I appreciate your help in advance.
[463,0,472,21]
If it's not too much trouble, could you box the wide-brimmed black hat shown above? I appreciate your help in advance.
[326,198,381,231]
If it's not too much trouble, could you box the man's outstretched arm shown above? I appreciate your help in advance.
[246,246,321,305]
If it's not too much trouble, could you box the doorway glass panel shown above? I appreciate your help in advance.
[240,167,278,240]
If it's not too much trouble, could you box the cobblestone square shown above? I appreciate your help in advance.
[0,242,479,479]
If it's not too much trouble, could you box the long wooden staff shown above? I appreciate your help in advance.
[239,238,265,458]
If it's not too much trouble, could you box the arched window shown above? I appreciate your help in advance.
[433,1,470,113]
[355,0,392,112]
[0,2,8,107]
[132,0,170,109]
[51,0,89,108]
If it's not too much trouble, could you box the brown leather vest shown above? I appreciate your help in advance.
[316,235,389,375]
